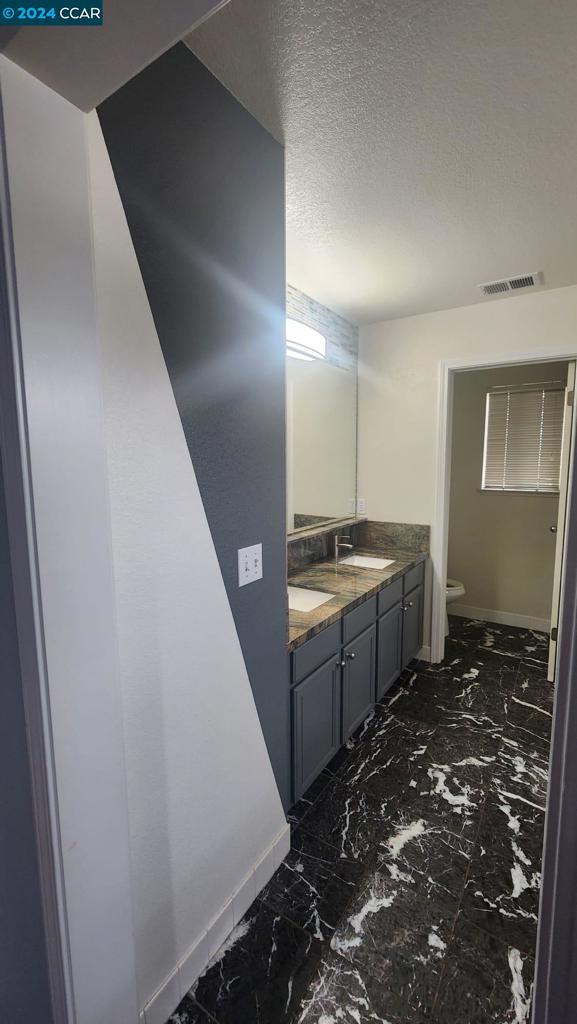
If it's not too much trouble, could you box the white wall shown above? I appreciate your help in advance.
[88,113,288,1022]
[358,285,577,650]
[448,362,566,627]
[0,57,139,1023]
[358,285,577,529]
[1,57,289,1024]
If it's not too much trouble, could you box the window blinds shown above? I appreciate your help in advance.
[482,385,565,493]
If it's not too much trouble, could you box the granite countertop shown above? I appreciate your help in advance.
[288,546,428,651]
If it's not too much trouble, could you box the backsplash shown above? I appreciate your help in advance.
[286,284,358,371]
[354,520,430,553]
[287,519,430,573]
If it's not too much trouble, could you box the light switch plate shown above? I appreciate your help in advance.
[238,543,263,587]
[357,498,366,514]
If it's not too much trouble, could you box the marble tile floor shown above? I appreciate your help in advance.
[168,618,552,1024]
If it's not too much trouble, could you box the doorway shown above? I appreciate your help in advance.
[444,359,574,678]
[431,353,576,671]
[428,351,576,1017]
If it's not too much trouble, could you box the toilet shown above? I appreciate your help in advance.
[445,578,466,635]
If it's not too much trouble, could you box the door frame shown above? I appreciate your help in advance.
[431,348,577,665]
[533,446,577,1021]
[0,101,73,1022]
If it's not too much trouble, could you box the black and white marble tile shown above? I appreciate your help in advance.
[433,913,535,1023]
[286,768,335,827]
[446,615,487,645]
[169,997,217,1023]
[478,623,549,665]
[296,948,421,1024]
[338,708,435,804]
[298,780,386,865]
[189,903,322,1024]
[461,828,542,949]
[166,619,551,1024]
[382,671,459,726]
[506,664,554,748]
[377,809,475,898]
[258,827,365,941]
[329,868,456,1018]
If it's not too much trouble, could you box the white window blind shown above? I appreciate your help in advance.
[482,385,565,493]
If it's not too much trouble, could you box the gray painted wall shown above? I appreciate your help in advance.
[0,448,53,1023]
[98,44,289,805]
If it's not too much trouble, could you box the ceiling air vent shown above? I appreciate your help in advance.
[478,272,543,297]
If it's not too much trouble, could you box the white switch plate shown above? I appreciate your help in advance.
[238,543,263,587]
[357,498,366,514]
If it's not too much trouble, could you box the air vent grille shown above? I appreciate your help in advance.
[478,272,543,297]
[483,281,509,295]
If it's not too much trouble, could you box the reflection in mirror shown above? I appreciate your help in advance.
[286,286,358,534]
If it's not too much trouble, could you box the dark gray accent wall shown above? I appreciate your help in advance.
[0,448,53,1022]
[98,44,290,805]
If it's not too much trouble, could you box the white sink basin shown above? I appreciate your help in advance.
[288,586,335,612]
[340,554,395,570]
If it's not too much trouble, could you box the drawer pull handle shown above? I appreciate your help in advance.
[408,601,413,608]
[336,659,346,668]
[347,652,356,660]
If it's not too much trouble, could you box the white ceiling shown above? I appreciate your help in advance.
[187,0,577,324]
[0,0,229,110]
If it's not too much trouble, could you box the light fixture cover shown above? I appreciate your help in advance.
[286,317,326,360]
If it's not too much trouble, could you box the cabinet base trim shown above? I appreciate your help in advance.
[141,823,291,1024]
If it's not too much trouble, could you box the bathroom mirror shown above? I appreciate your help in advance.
[286,289,358,534]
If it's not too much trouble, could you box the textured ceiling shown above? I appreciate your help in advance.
[187,0,577,324]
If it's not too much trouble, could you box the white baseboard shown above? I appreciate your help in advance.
[142,822,291,1024]
[449,603,550,634]
[416,644,431,663]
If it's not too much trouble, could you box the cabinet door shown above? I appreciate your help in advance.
[342,624,376,741]
[402,584,423,668]
[377,602,403,699]
[292,656,342,801]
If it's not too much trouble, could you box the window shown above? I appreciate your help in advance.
[481,384,565,493]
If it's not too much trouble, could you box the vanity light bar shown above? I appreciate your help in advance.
[286,317,326,360]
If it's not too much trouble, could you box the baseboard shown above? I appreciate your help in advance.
[449,603,550,634]
[416,644,431,663]
[142,822,291,1024]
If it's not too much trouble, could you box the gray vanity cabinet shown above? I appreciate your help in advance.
[342,624,376,740]
[377,602,404,699]
[402,585,424,668]
[290,560,426,804]
[292,655,342,800]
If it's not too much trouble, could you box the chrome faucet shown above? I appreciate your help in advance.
[334,534,354,563]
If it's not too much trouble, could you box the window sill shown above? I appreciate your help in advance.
[478,488,560,496]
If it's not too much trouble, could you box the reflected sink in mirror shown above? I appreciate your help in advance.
[288,586,335,612]
[339,554,395,570]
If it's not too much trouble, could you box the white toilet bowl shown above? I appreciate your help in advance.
[445,578,466,635]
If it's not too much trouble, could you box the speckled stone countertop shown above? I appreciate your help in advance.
[288,546,428,651]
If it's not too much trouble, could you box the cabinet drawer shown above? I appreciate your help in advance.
[292,621,341,685]
[342,595,377,643]
[377,577,403,616]
[403,562,425,595]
